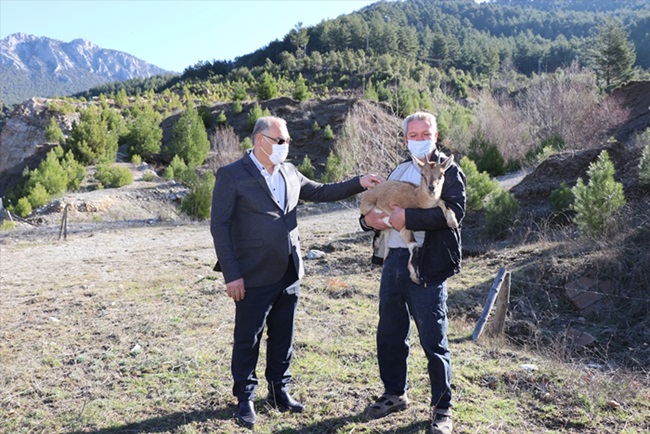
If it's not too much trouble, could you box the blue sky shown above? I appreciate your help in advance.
[0,0,378,73]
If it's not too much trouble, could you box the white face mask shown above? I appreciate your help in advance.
[407,139,434,158]
[261,142,289,165]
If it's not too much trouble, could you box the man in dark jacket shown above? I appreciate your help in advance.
[211,116,382,429]
[360,111,465,434]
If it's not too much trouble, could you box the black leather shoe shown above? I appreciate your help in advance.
[269,389,305,413]
[236,400,256,428]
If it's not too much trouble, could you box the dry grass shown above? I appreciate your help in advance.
[1,201,649,433]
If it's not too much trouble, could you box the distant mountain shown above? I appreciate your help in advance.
[0,33,174,106]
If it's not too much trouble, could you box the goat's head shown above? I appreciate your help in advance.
[412,154,454,196]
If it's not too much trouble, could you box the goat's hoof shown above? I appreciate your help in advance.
[447,220,459,229]
[446,213,459,228]
[407,265,420,284]
[407,250,421,284]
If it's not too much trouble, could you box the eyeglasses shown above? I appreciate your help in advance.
[261,133,291,145]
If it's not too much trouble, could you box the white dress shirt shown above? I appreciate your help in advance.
[249,151,286,210]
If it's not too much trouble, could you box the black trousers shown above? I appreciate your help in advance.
[231,258,300,401]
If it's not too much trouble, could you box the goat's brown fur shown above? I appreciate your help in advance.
[360,155,458,283]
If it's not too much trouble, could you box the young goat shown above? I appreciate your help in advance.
[360,154,458,283]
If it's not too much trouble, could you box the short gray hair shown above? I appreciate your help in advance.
[252,116,286,141]
[402,111,437,135]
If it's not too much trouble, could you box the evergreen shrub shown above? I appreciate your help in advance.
[167,105,210,167]
[460,156,499,211]
[45,117,65,143]
[572,150,626,237]
[240,137,253,151]
[216,110,227,127]
[550,182,574,214]
[1,220,15,230]
[468,131,505,176]
[297,155,315,179]
[321,151,343,183]
[247,103,271,129]
[15,197,32,218]
[180,173,215,220]
[323,124,335,140]
[95,164,133,188]
[168,155,188,180]
[28,183,50,208]
[485,188,519,236]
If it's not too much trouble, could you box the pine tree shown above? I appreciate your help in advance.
[572,151,626,237]
[256,71,278,100]
[45,117,65,144]
[114,88,130,108]
[592,18,636,91]
[289,22,310,58]
[292,73,309,102]
[66,107,119,165]
[26,150,68,198]
[124,106,163,159]
[167,105,210,167]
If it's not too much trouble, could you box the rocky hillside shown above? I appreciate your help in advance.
[1,81,649,205]
[0,96,395,198]
[0,33,172,106]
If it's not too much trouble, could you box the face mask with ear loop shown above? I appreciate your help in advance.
[260,137,289,165]
[407,139,434,158]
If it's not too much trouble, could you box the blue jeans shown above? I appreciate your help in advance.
[377,248,452,408]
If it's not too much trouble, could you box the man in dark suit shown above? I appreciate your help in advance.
[210,116,382,428]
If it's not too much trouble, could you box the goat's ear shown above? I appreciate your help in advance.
[442,155,454,171]
[412,154,424,166]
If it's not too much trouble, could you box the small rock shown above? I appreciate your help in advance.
[566,328,597,348]
[520,364,538,372]
[306,249,326,259]
[607,400,621,409]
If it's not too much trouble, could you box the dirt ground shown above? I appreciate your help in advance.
[0,196,366,296]
[4,174,650,434]
[0,162,525,315]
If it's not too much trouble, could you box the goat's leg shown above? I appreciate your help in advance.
[372,230,390,260]
[399,229,420,283]
[438,203,459,228]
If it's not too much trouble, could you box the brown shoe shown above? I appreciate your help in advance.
[431,407,452,434]
[366,394,409,419]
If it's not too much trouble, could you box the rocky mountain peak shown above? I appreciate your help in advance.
[0,33,175,106]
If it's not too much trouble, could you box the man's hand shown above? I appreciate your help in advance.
[388,206,406,230]
[363,207,391,230]
[360,174,384,189]
[225,278,245,301]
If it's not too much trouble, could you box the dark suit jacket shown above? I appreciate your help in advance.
[210,151,364,288]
